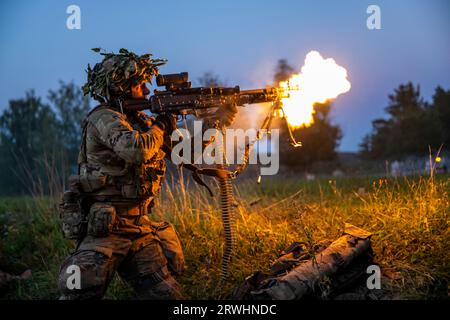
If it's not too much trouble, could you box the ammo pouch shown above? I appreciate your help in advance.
[121,184,140,199]
[69,174,107,193]
[59,190,87,240]
[87,203,117,237]
[151,221,185,275]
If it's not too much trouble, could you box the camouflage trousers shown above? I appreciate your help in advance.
[58,233,184,300]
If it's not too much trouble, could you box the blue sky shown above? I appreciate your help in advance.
[0,0,449,151]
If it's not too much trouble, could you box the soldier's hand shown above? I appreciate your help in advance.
[203,104,238,127]
[219,104,238,127]
[154,114,177,134]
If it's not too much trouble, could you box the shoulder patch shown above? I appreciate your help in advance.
[88,108,133,144]
[88,107,124,124]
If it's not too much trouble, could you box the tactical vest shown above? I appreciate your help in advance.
[77,105,166,201]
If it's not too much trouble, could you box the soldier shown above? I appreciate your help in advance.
[58,48,236,299]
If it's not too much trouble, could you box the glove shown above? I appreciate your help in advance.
[206,104,238,127]
[222,103,238,126]
[154,114,177,134]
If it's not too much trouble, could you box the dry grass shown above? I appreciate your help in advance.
[0,172,448,299]
[156,172,449,299]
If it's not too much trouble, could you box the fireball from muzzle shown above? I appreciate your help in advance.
[280,50,351,128]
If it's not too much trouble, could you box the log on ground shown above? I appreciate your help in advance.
[236,223,374,300]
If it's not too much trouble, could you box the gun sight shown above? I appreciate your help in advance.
[156,72,191,90]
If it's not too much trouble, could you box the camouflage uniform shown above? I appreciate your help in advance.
[58,48,236,300]
[58,103,184,300]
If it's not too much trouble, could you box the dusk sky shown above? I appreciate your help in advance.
[0,0,449,151]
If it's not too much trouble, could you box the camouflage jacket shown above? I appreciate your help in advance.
[78,104,167,202]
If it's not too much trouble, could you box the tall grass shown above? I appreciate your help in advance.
[0,172,448,299]
[156,173,449,299]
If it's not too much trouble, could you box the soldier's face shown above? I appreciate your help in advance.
[131,83,150,99]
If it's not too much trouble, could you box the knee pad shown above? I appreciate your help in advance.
[58,250,113,299]
[132,266,184,300]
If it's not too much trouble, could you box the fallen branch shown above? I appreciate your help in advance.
[233,224,374,300]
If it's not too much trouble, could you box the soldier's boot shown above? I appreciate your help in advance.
[131,266,185,300]
[58,250,116,300]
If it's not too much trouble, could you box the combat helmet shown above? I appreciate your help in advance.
[82,48,167,102]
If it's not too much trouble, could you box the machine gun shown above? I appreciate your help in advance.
[123,71,301,149]
[123,71,293,116]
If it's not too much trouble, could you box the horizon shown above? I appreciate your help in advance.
[0,0,449,152]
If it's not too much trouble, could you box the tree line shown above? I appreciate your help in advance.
[359,83,450,159]
[0,82,90,195]
[1,65,448,195]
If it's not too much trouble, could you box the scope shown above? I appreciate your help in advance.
[156,72,191,90]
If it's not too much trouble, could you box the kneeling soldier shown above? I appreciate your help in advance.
[58,48,236,300]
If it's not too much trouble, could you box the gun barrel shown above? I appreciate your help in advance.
[238,87,283,105]
[166,86,240,96]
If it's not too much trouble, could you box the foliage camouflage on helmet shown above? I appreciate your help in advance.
[82,48,167,102]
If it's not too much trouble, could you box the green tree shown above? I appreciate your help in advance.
[359,83,446,159]
[0,91,61,194]
[430,86,450,148]
[197,72,224,87]
[48,80,90,172]
[0,82,90,195]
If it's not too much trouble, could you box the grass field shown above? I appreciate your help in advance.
[0,172,448,300]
